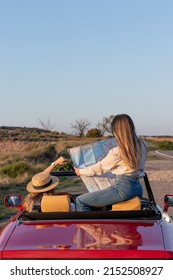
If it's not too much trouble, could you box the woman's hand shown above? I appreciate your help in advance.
[55,156,68,165]
[44,156,68,173]
[74,167,81,176]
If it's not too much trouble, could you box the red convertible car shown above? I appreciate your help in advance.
[0,171,173,259]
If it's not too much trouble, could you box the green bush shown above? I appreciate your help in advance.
[156,141,173,150]
[0,162,31,178]
[55,161,74,171]
[86,128,102,138]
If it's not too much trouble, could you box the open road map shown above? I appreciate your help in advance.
[68,138,117,192]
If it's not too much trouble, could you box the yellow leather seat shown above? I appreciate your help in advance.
[112,196,141,211]
[41,195,71,212]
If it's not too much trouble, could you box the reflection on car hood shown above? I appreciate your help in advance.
[2,221,165,259]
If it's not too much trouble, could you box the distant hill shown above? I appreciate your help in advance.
[0,126,45,131]
[0,126,69,142]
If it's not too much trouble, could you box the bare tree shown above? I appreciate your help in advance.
[39,118,55,131]
[70,118,91,137]
[96,115,115,136]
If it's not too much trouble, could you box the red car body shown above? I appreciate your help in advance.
[1,172,173,259]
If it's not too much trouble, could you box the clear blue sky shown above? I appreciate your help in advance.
[0,0,173,135]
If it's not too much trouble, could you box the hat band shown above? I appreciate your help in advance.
[33,179,53,190]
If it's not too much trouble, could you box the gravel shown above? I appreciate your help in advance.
[145,159,173,215]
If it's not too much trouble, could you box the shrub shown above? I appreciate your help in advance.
[156,141,173,150]
[0,162,31,178]
[86,128,102,138]
[55,161,74,171]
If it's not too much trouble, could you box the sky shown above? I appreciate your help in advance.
[0,0,173,136]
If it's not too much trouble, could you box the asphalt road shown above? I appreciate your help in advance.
[145,152,173,215]
[156,150,173,159]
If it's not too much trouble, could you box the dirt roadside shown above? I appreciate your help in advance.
[145,157,173,215]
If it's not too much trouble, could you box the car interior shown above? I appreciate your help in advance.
[14,172,162,223]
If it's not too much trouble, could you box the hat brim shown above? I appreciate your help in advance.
[27,175,59,193]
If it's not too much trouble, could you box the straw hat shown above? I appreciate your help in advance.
[27,171,59,193]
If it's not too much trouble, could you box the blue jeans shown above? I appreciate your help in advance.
[75,175,143,211]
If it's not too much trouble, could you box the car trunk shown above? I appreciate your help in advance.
[2,220,166,259]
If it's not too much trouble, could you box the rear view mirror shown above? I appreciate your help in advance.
[4,195,22,207]
[164,194,173,212]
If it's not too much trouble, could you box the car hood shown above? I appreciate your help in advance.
[2,220,166,259]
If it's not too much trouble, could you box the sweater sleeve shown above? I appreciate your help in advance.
[79,147,121,176]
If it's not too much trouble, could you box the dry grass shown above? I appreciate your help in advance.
[0,136,103,221]
[147,137,173,142]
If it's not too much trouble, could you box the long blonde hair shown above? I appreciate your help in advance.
[111,114,142,169]
[22,190,54,212]
[22,193,43,212]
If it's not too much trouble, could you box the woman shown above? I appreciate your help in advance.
[74,114,147,211]
[22,156,67,212]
